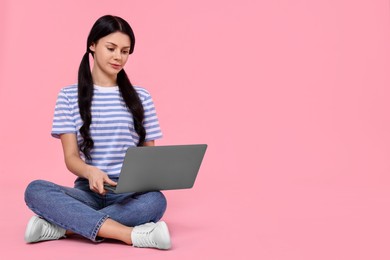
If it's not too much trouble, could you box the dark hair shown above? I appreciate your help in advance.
[78,15,145,160]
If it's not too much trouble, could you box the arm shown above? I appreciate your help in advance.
[59,133,116,194]
[143,140,155,146]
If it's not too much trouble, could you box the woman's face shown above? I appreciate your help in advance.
[89,31,131,80]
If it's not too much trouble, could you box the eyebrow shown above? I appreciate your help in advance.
[106,42,130,49]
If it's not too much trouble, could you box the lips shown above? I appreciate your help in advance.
[110,63,122,70]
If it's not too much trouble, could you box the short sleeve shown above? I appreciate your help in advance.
[51,88,77,138]
[142,93,163,141]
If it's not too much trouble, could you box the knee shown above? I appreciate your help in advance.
[153,191,167,212]
[143,191,167,222]
[24,180,52,205]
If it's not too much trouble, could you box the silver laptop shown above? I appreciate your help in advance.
[104,144,207,193]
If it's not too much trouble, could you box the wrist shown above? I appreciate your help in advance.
[84,165,94,179]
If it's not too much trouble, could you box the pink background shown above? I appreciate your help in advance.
[1,0,390,259]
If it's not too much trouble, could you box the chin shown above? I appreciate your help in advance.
[105,69,120,76]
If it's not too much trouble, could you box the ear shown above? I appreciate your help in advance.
[89,43,96,53]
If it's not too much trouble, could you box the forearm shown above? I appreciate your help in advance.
[64,154,93,179]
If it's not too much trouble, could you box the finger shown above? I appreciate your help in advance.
[90,184,100,194]
[90,180,103,194]
[89,178,99,190]
[103,175,117,186]
[97,181,105,194]
[105,178,117,186]
[90,184,96,192]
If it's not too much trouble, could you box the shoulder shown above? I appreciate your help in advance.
[56,84,78,102]
[134,86,152,102]
[58,84,78,96]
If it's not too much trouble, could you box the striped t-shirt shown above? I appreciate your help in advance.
[51,84,163,177]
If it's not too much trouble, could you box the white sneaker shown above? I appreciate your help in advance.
[25,216,66,243]
[131,221,171,250]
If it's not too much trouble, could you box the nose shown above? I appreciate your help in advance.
[113,49,121,60]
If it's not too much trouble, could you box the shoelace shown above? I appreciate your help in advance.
[134,227,158,247]
[40,222,63,240]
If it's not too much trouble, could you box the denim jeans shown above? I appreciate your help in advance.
[24,178,167,242]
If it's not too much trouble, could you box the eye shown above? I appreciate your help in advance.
[107,47,115,52]
[122,50,129,55]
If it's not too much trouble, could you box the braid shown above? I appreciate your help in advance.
[78,52,94,160]
[117,70,146,146]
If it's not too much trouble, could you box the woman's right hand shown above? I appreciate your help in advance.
[59,134,117,194]
[85,166,117,195]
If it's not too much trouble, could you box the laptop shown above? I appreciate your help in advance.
[104,144,207,193]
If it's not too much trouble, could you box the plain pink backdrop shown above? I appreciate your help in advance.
[1,0,390,259]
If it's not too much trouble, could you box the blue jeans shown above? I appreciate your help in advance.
[24,178,167,242]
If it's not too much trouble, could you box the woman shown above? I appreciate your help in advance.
[24,15,171,250]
